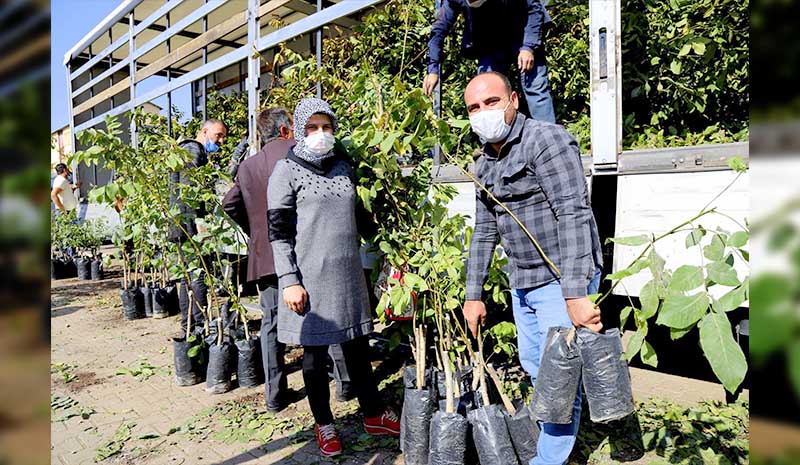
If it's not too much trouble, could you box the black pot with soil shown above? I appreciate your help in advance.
[120,285,146,320]
[206,341,234,394]
[75,257,92,280]
[400,365,437,465]
[235,336,263,388]
[141,285,154,317]
[173,334,205,386]
[90,258,103,280]
[51,257,77,280]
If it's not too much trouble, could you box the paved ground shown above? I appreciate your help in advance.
[50,261,746,465]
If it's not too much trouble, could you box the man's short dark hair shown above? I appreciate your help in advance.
[257,107,292,142]
[202,118,227,131]
[55,163,68,175]
[476,71,513,95]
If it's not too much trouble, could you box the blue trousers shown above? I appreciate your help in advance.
[511,268,602,465]
[477,49,556,124]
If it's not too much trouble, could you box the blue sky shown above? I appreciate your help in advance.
[50,1,119,131]
[51,0,192,132]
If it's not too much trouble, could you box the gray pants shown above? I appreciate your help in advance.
[259,278,351,409]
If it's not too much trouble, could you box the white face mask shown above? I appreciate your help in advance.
[469,0,488,7]
[469,100,513,143]
[305,132,335,155]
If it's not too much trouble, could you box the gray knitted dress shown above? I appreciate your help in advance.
[267,99,372,346]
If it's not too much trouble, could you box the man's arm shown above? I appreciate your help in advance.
[532,128,595,299]
[426,0,460,76]
[465,186,499,300]
[520,0,546,53]
[51,187,65,211]
[222,175,250,235]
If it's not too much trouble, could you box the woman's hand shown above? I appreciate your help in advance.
[283,284,308,314]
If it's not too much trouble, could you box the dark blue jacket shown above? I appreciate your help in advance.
[426,0,552,75]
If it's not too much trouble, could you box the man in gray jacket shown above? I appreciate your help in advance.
[462,72,603,465]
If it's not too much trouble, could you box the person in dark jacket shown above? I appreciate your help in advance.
[169,119,227,337]
[222,108,355,412]
[423,0,556,123]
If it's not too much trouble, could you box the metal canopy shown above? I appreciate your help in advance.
[65,0,386,158]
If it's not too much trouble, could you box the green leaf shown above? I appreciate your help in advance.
[691,40,707,55]
[625,328,646,361]
[678,43,692,57]
[606,258,650,281]
[706,262,740,287]
[649,248,666,286]
[668,265,704,292]
[698,312,747,393]
[685,227,705,248]
[402,273,428,292]
[670,326,693,340]
[712,280,748,313]
[670,60,682,75]
[639,280,660,319]
[703,235,725,261]
[657,292,710,328]
[379,132,399,154]
[728,231,748,248]
[606,235,649,246]
[619,305,634,330]
[640,341,658,367]
[726,156,747,173]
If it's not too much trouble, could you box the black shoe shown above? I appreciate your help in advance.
[335,390,356,403]
[267,388,304,413]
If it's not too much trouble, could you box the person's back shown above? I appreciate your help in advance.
[228,138,294,282]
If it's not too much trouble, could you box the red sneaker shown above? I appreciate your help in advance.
[314,423,342,457]
[363,408,401,437]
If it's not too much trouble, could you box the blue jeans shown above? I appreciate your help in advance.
[477,49,556,124]
[512,268,602,465]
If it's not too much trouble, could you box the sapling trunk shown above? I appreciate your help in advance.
[185,289,194,340]
[440,344,455,414]
[477,332,490,406]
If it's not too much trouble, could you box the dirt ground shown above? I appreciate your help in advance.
[50,260,745,465]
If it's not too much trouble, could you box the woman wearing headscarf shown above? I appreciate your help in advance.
[267,98,399,457]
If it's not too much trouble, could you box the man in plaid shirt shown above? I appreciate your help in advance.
[462,71,603,465]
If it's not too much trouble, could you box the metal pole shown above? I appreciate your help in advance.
[66,62,78,191]
[432,0,442,165]
[108,29,115,108]
[129,12,137,148]
[316,0,322,98]
[200,0,208,120]
[88,45,95,121]
[247,0,260,155]
[166,6,172,137]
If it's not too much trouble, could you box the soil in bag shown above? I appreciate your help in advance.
[173,337,202,386]
[400,365,437,465]
[52,258,74,280]
[467,404,520,465]
[235,337,263,388]
[577,328,635,423]
[75,257,91,280]
[152,287,170,318]
[141,286,153,317]
[90,258,103,280]
[505,402,539,464]
[429,410,469,465]
[120,286,146,320]
[531,327,582,424]
[206,341,234,394]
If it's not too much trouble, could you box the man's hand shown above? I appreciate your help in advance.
[284,285,308,314]
[517,49,534,73]
[566,297,602,332]
[423,73,440,96]
[463,300,487,337]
